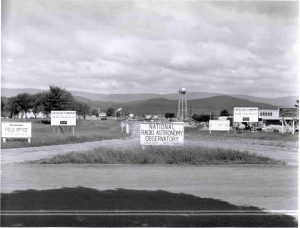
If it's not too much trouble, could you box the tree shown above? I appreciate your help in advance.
[32,93,45,118]
[76,102,90,120]
[42,86,76,115]
[192,114,210,122]
[1,97,6,112]
[1,97,8,117]
[165,113,175,118]
[106,107,115,117]
[220,109,230,116]
[5,97,21,118]
[14,93,34,118]
[91,109,99,117]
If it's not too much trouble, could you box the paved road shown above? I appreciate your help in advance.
[1,122,298,165]
[1,163,297,216]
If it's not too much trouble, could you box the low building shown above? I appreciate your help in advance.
[258,109,280,125]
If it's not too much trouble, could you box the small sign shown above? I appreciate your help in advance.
[140,122,184,145]
[209,120,230,131]
[233,107,258,122]
[279,108,298,118]
[2,122,32,138]
[51,111,76,126]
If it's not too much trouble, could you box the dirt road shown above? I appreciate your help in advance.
[1,122,298,165]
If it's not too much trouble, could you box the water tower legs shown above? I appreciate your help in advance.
[177,88,188,122]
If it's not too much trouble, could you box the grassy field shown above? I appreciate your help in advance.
[1,119,127,149]
[34,145,283,165]
[185,127,299,141]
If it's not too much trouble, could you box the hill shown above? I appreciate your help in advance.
[117,95,277,115]
[1,88,47,97]
[228,94,298,107]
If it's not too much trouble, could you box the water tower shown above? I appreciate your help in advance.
[177,87,188,121]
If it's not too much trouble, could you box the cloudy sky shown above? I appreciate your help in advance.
[2,0,299,97]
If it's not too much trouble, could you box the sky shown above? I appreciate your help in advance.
[1,0,299,98]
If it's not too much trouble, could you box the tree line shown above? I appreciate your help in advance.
[1,86,91,119]
[191,109,231,122]
[164,109,231,122]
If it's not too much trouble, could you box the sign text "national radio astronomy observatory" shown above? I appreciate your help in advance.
[140,122,184,145]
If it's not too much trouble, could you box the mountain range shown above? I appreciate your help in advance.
[115,96,279,115]
[1,88,298,108]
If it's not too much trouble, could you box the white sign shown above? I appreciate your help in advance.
[279,108,298,118]
[140,122,184,145]
[2,122,32,138]
[259,109,280,120]
[209,120,230,131]
[233,107,258,122]
[51,111,76,126]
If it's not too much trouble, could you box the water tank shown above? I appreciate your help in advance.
[179,87,187,94]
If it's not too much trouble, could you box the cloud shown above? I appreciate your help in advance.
[1,0,298,98]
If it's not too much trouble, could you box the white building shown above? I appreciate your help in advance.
[259,109,280,120]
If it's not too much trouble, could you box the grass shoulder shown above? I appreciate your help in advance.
[185,127,299,141]
[1,119,128,149]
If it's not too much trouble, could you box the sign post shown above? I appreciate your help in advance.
[140,122,184,146]
[51,111,76,135]
[209,120,230,133]
[233,107,259,123]
[2,122,32,144]
[279,108,298,134]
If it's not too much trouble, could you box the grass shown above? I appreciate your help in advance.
[185,127,299,149]
[185,127,299,141]
[1,119,128,149]
[33,145,284,165]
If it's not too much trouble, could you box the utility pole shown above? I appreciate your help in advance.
[189,106,192,124]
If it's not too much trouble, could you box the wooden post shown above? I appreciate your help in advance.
[72,126,75,135]
[3,138,6,143]
[126,123,130,134]
[292,119,295,135]
[281,119,284,134]
[59,126,64,134]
